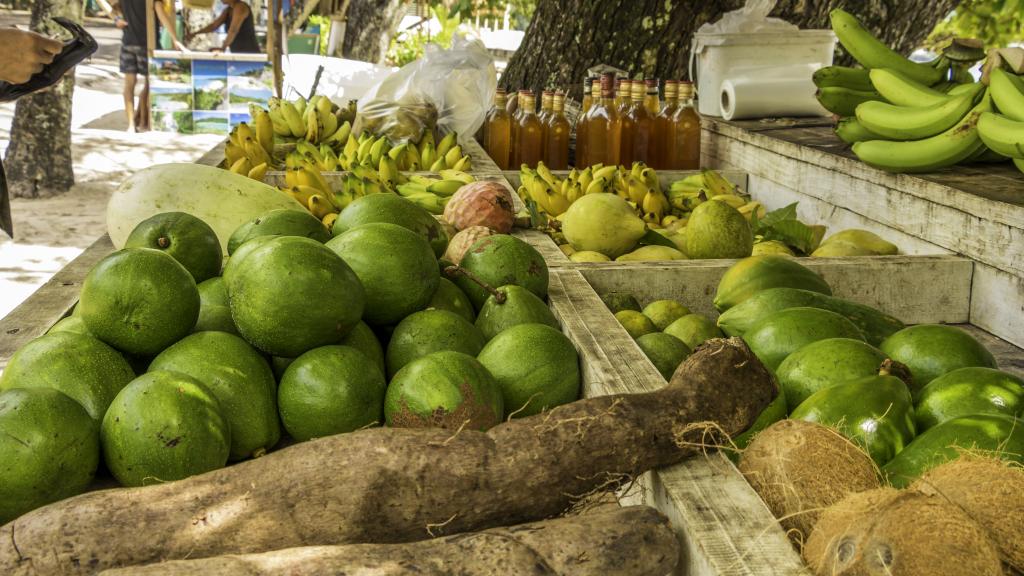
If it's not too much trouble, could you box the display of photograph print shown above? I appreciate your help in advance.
[193,111,230,134]
[152,110,194,134]
[228,61,273,112]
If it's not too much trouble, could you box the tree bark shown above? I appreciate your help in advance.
[4,0,81,199]
[339,0,405,64]
[501,0,961,101]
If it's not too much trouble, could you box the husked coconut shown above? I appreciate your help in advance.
[739,419,880,545]
[912,457,1024,572]
[805,488,1002,576]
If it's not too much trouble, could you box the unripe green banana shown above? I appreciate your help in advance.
[976,112,1024,159]
[835,117,886,144]
[830,9,943,86]
[948,82,982,97]
[869,68,949,107]
[988,68,1024,122]
[812,66,874,91]
[816,87,885,117]
[852,93,991,173]
[1014,158,1024,174]
[856,88,979,140]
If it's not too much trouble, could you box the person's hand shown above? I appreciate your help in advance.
[115,17,128,29]
[0,27,63,84]
[173,39,189,52]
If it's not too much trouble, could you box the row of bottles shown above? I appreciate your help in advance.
[578,73,700,170]
[483,72,700,171]
[484,88,571,170]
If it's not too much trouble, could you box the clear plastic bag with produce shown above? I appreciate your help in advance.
[354,36,497,144]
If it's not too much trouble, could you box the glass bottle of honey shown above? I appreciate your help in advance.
[515,90,544,168]
[622,80,654,166]
[576,79,600,167]
[545,91,570,169]
[644,78,661,115]
[538,90,554,159]
[584,72,622,167]
[615,78,632,115]
[652,80,678,169]
[581,77,595,114]
[669,81,700,169]
[484,88,512,170]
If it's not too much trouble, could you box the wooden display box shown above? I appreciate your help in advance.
[549,256,1023,576]
[702,117,1024,348]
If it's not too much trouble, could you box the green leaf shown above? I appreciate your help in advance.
[763,219,817,255]
[753,202,799,235]
[637,228,678,248]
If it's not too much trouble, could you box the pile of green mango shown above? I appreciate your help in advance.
[608,255,1024,487]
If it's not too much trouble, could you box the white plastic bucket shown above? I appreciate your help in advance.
[690,30,836,117]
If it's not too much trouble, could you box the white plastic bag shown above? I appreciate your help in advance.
[696,0,798,34]
[355,36,497,143]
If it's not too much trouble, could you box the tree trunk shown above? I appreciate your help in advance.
[340,0,405,64]
[501,0,961,101]
[4,0,81,199]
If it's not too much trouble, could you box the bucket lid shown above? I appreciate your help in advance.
[694,28,835,47]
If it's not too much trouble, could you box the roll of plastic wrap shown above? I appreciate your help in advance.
[720,74,828,120]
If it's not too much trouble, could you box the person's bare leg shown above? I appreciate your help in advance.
[123,72,137,131]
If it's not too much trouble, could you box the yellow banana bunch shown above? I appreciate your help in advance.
[223,116,276,180]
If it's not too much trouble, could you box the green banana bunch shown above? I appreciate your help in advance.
[977,112,1024,159]
[852,92,992,173]
[816,87,885,117]
[830,8,943,86]
[989,67,1024,122]
[813,66,875,91]
[869,68,952,107]
[855,86,981,140]
[835,117,887,144]
[395,172,475,214]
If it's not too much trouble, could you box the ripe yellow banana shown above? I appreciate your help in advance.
[254,112,274,156]
[322,212,338,230]
[229,156,252,175]
[247,162,268,181]
[436,132,457,159]
[307,194,334,219]
[443,145,463,169]
[426,179,465,197]
[378,156,399,190]
[450,155,471,172]
[403,192,448,214]
[438,169,475,184]
[279,101,306,138]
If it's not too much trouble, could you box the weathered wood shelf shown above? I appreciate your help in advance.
[703,117,1024,348]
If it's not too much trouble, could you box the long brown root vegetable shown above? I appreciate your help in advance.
[97,506,679,576]
[1,338,774,576]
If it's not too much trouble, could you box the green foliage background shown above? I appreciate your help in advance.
[927,0,1024,49]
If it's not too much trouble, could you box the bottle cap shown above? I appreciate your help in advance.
[631,81,645,100]
[600,73,616,97]
[645,78,658,89]
[678,81,694,99]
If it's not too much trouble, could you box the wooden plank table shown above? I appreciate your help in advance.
[703,117,1024,348]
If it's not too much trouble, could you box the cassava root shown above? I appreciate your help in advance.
[1,337,775,575]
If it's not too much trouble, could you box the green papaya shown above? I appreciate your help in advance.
[713,255,831,312]
[742,307,865,372]
[716,287,904,346]
[880,324,997,394]
[790,374,916,466]
[914,367,1024,432]
[776,338,890,411]
[882,414,1024,488]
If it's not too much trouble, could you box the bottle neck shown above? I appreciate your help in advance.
[520,97,536,116]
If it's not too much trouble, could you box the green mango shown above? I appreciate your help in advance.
[882,414,1024,488]
[790,374,915,466]
[475,285,559,341]
[713,255,831,312]
[880,324,997,394]
[914,367,1024,432]
[776,338,890,411]
[742,307,865,372]
[663,314,723,350]
[716,287,904,346]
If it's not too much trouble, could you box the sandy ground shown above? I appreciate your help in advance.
[0,12,223,318]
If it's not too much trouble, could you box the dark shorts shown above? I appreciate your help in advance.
[119,45,148,75]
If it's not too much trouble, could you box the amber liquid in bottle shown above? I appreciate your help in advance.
[615,79,632,115]
[545,92,570,169]
[539,90,554,160]
[652,80,678,169]
[644,78,661,116]
[670,81,701,169]
[516,91,544,168]
[576,79,600,167]
[484,88,512,170]
[509,91,525,167]
[584,73,622,167]
[623,81,654,166]
[581,77,595,114]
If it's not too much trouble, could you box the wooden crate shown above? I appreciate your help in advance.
[702,117,1024,348]
[550,256,1024,576]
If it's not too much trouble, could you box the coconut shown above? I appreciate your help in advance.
[443,226,495,265]
[912,457,1024,572]
[805,489,1002,576]
[803,488,899,572]
[739,419,880,545]
[443,181,516,233]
